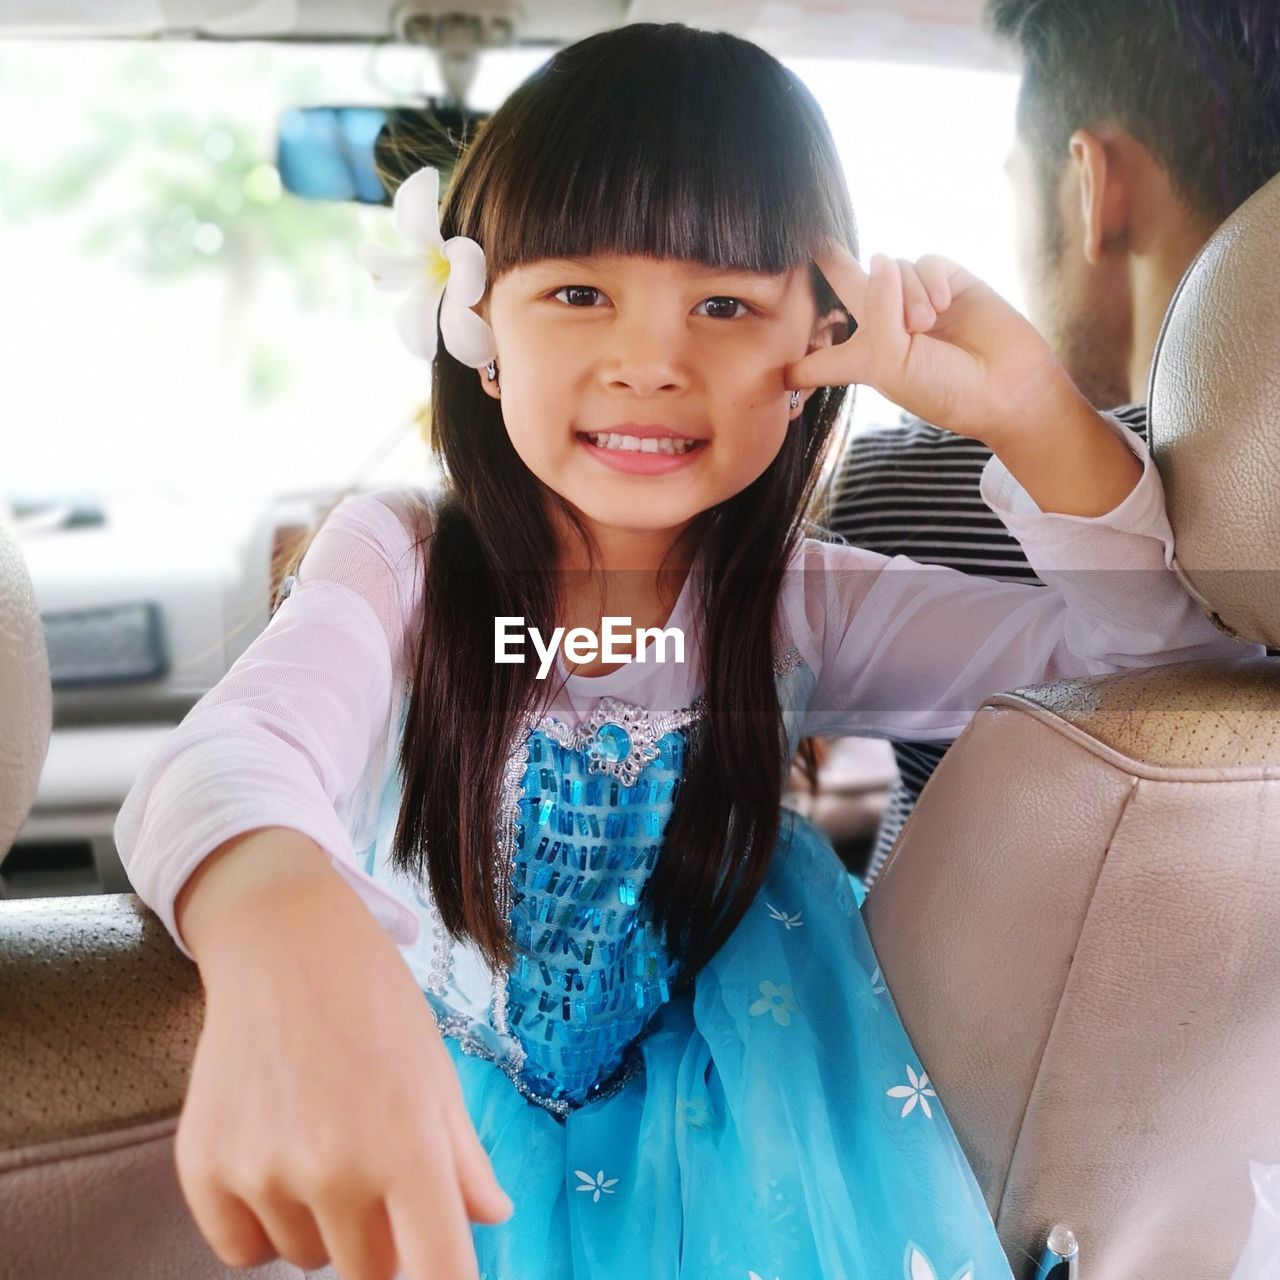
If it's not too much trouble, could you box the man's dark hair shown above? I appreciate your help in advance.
[987,0,1280,231]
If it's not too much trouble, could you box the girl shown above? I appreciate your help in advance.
[115,22,1250,1280]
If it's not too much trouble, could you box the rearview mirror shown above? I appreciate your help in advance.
[276,103,490,205]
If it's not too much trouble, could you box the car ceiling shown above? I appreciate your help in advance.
[0,0,1012,69]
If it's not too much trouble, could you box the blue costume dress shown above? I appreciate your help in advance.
[117,423,1247,1277]
[352,652,1011,1280]
[112,432,1249,1280]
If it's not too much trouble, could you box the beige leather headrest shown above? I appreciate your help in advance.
[1150,169,1280,647]
[0,512,51,855]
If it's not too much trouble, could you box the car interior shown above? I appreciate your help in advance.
[1,3,1278,1278]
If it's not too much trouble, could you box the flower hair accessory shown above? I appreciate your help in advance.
[356,165,497,368]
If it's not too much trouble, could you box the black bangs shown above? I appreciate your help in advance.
[440,23,855,278]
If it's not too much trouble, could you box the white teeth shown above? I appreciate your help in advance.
[584,432,700,454]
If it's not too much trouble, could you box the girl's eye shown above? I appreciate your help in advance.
[552,285,606,307]
[549,287,751,318]
[695,296,751,320]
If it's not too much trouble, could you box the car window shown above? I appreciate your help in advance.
[1,41,1019,507]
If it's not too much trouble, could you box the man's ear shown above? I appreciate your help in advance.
[1068,128,1129,265]
[808,306,850,354]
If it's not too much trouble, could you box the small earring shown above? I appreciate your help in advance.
[485,359,499,383]
[789,389,802,410]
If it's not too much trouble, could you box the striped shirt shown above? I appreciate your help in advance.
[827,403,1150,887]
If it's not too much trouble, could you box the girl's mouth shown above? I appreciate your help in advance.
[580,431,701,455]
[575,431,708,474]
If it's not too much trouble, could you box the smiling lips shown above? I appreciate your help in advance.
[582,431,700,455]
[576,423,708,473]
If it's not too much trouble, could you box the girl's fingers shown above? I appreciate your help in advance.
[788,243,938,390]
[784,252,903,390]
[388,1169,481,1280]
[448,1105,514,1224]
[915,254,954,312]
[784,333,871,391]
[896,257,937,333]
[315,1197,400,1280]
[809,238,869,318]
[865,252,910,370]
[251,1192,331,1271]
[184,1183,277,1270]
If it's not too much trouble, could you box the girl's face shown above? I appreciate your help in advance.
[478,253,846,547]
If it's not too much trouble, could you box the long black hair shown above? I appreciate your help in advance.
[390,22,858,984]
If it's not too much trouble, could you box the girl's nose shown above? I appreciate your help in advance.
[600,315,690,396]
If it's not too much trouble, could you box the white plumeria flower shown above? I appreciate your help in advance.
[906,1244,973,1280]
[356,165,497,367]
[765,901,803,930]
[887,1064,938,1118]
[748,1271,782,1280]
[574,1168,619,1203]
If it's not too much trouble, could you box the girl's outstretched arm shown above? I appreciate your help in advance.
[113,492,511,1278]
[175,825,511,1279]
[789,245,1142,517]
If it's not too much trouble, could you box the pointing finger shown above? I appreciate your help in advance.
[448,1105,513,1225]
[897,257,937,333]
[865,252,909,372]
[388,1167,479,1280]
[809,238,869,320]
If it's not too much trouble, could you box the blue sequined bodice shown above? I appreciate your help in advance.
[361,653,814,1121]
[503,721,686,1110]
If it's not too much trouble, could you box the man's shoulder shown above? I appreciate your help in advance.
[844,415,988,457]
[825,402,1149,572]
[842,403,1147,461]
[1108,403,1149,438]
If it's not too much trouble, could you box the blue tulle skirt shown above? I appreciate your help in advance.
[440,811,1012,1279]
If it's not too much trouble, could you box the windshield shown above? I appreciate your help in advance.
[0,40,1019,504]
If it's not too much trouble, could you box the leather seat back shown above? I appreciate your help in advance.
[866,170,1280,1279]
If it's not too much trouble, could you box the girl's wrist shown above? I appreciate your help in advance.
[985,385,1143,519]
[978,353,1078,456]
[176,826,347,964]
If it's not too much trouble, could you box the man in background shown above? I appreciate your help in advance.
[829,0,1280,887]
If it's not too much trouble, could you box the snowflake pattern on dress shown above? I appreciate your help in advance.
[575,1169,620,1203]
[765,901,804,930]
[888,1065,938,1119]
[907,1243,974,1280]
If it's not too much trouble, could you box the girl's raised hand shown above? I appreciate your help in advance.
[787,243,1066,449]
[174,833,513,1280]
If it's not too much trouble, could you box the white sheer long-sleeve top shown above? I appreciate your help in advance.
[114,415,1259,961]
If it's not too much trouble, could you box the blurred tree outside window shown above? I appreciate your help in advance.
[0,40,1018,507]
